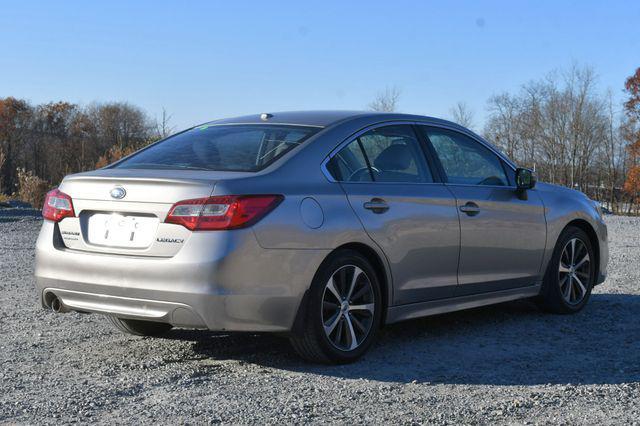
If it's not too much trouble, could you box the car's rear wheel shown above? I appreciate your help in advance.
[290,249,382,364]
[108,316,173,336]
[538,226,595,314]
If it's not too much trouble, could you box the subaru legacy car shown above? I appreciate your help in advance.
[35,111,608,364]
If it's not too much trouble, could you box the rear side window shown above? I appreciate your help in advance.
[327,125,433,183]
[327,139,373,182]
[422,127,508,186]
[115,124,320,172]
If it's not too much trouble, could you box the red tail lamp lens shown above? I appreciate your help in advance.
[165,195,283,230]
[42,189,75,222]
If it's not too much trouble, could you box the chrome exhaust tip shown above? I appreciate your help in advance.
[50,296,65,313]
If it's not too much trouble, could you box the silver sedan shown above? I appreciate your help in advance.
[35,111,608,364]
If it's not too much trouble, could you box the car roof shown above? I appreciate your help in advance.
[200,110,462,129]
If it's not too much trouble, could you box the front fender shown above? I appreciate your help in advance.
[536,183,608,284]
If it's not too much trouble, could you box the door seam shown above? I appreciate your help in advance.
[335,181,396,304]
[442,184,462,294]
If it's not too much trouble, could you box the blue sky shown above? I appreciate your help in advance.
[1,0,638,130]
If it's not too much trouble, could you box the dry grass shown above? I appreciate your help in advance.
[16,168,50,209]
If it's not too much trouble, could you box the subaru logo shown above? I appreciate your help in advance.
[110,187,126,199]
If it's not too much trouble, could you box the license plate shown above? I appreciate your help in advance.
[87,213,158,248]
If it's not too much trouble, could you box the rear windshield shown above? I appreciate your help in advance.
[114,124,320,172]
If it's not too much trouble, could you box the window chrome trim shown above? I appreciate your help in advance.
[443,182,518,190]
[320,119,516,184]
[331,180,448,187]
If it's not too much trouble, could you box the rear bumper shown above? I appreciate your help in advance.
[35,221,329,332]
[42,287,210,328]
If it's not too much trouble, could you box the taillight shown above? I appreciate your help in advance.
[165,195,283,231]
[42,189,75,222]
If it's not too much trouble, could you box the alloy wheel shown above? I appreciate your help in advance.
[558,237,591,305]
[321,265,375,351]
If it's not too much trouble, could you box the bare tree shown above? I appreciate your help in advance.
[368,86,401,112]
[87,102,153,152]
[600,90,626,212]
[449,101,475,129]
[0,146,5,190]
[485,93,521,160]
[156,107,175,138]
[483,65,618,204]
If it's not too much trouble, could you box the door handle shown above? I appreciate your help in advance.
[363,198,389,213]
[459,202,480,216]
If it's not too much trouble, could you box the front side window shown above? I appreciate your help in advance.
[115,124,319,172]
[327,125,433,183]
[423,127,508,186]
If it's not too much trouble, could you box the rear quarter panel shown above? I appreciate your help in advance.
[211,121,396,304]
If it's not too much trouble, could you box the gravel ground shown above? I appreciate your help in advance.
[1,216,639,424]
[0,207,41,222]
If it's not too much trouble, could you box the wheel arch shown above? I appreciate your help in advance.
[334,242,391,324]
[562,219,601,280]
[290,241,392,336]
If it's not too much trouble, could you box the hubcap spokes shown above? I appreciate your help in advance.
[558,238,591,305]
[322,265,374,351]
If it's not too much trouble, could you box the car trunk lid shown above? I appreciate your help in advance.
[55,169,251,256]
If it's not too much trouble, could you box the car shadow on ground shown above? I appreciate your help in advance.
[166,293,640,386]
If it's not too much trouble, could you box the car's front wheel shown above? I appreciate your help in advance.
[538,226,596,314]
[108,316,173,336]
[290,250,382,364]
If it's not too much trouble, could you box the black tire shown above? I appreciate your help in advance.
[108,316,173,336]
[537,226,595,314]
[290,249,383,364]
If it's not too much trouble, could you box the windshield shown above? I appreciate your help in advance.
[114,124,320,172]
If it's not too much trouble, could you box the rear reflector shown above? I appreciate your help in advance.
[42,189,75,222]
[165,195,283,231]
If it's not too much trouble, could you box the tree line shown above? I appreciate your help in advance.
[2,64,639,213]
[0,100,173,206]
[483,65,640,214]
[371,66,640,215]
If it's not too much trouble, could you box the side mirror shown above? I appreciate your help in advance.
[515,168,536,190]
